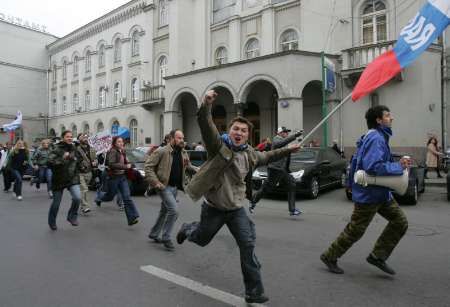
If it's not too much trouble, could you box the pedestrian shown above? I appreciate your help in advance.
[76,133,98,214]
[47,131,82,230]
[145,129,198,251]
[256,137,272,152]
[5,140,32,201]
[0,142,13,192]
[160,134,171,147]
[331,139,345,158]
[32,139,53,198]
[425,136,443,178]
[194,141,205,151]
[320,105,410,275]
[176,90,300,304]
[95,137,139,226]
[250,127,303,215]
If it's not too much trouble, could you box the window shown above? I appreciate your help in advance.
[131,78,139,102]
[73,56,79,75]
[131,31,140,56]
[113,82,120,105]
[84,90,91,111]
[52,99,57,115]
[245,38,260,59]
[114,38,121,63]
[85,51,91,73]
[52,65,57,82]
[212,0,236,24]
[83,124,90,134]
[158,56,168,85]
[215,47,228,65]
[362,1,387,44]
[62,60,67,80]
[244,0,260,9]
[98,87,106,108]
[98,44,105,67]
[129,119,138,146]
[97,122,104,133]
[111,120,120,135]
[72,125,78,137]
[62,96,67,114]
[72,93,79,112]
[159,0,168,26]
[280,29,299,51]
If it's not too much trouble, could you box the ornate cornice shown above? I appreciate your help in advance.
[47,0,147,55]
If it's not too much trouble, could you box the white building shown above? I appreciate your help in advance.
[1,0,447,161]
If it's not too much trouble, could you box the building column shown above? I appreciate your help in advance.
[261,6,275,55]
[229,18,241,62]
[277,97,303,132]
[121,39,130,102]
[105,45,113,107]
[164,110,182,134]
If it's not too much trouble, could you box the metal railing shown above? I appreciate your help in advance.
[141,85,165,103]
[342,40,395,70]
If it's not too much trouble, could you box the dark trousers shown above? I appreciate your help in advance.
[252,168,297,212]
[2,169,12,191]
[36,167,52,191]
[185,203,264,296]
[96,175,139,224]
[424,167,442,178]
[323,200,408,261]
[11,169,23,197]
[48,185,81,226]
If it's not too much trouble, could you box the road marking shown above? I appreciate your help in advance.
[140,265,267,307]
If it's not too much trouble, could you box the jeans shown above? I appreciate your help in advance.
[185,203,264,296]
[252,168,297,212]
[96,175,139,224]
[149,186,179,241]
[48,185,81,226]
[11,169,23,197]
[2,169,12,191]
[37,167,52,191]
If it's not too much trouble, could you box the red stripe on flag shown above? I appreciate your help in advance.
[351,50,401,101]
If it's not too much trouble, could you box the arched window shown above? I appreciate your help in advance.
[362,1,387,44]
[97,122,104,133]
[131,31,140,56]
[113,82,120,105]
[98,87,106,108]
[98,44,105,67]
[52,99,57,115]
[215,47,228,65]
[72,125,78,137]
[49,128,56,137]
[245,38,260,59]
[84,90,91,111]
[52,65,57,82]
[62,60,67,80]
[280,29,299,51]
[129,119,138,146]
[61,126,66,135]
[62,96,67,114]
[131,78,139,102]
[158,56,168,85]
[85,51,91,73]
[83,123,90,134]
[159,0,168,26]
[114,38,121,63]
[73,56,79,75]
[111,120,120,135]
[72,93,79,113]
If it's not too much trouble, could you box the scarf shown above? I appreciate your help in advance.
[221,134,248,152]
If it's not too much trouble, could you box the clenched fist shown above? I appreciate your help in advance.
[203,90,218,106]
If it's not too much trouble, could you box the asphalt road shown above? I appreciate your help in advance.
[0,183,449,307]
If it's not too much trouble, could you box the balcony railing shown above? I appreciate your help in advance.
[342,40,395,71]
[141,85,165,103]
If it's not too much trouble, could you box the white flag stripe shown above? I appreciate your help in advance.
[429,0,450,18]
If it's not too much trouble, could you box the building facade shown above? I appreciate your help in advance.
[1,0,445,160]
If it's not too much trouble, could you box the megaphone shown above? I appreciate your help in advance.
[354,169,409,195]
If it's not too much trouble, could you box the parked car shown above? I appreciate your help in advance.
[186,150,207,167]
[252,147,347,199]
[345,153,425,205]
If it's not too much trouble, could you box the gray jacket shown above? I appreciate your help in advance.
[268,134,298,171]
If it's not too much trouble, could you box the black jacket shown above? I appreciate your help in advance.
[48,142,81,191]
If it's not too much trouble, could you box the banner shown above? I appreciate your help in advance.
[2,111,22,132]
[88,130,112,154]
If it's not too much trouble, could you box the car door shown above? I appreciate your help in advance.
[325,149,344,183]
[317,150,332,186]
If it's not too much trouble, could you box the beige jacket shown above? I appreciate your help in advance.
[426,143,441,168]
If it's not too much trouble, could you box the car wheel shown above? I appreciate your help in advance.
[308,177,319,199]
[396,181,418,205]
[345,188,352,201]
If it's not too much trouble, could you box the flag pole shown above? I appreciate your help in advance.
[299,93,353,147]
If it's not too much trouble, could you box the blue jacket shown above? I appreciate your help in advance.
[351,127,404,204]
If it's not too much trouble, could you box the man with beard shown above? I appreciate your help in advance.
[176,90,300,304]
[145,129,198,251]
[76,133,97,214]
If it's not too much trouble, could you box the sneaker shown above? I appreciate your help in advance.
[249,202,257,214]
[82,208,91,214]
[17,196,23,201]
[290,208,302,216]
[320,254,344,274]
[245,293,269,304]
[176,223,189,244]
[95,200,101,207]
[128,218,139,226]
[48,191,53,199]
[366,254,396,275]
[148,234,163,243]
[49,224,57,231]
[3,189,9,193]
[67,219,79,226]
[162,240,175,251]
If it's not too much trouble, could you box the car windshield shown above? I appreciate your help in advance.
[126,149,146,163]
[291,150,317,163]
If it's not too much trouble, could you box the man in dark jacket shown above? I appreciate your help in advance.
[47,131,82,230]
[250,127,303,215]
[32,139,53,198]
[320,105,410,275]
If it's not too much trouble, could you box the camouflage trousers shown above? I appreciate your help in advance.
[323,200,408,261]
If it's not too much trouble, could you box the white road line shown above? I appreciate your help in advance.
[140,265,267,307]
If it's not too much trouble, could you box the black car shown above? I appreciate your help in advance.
[252,148,347,199]
[186,150,207,167]
[345,153,425,205]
